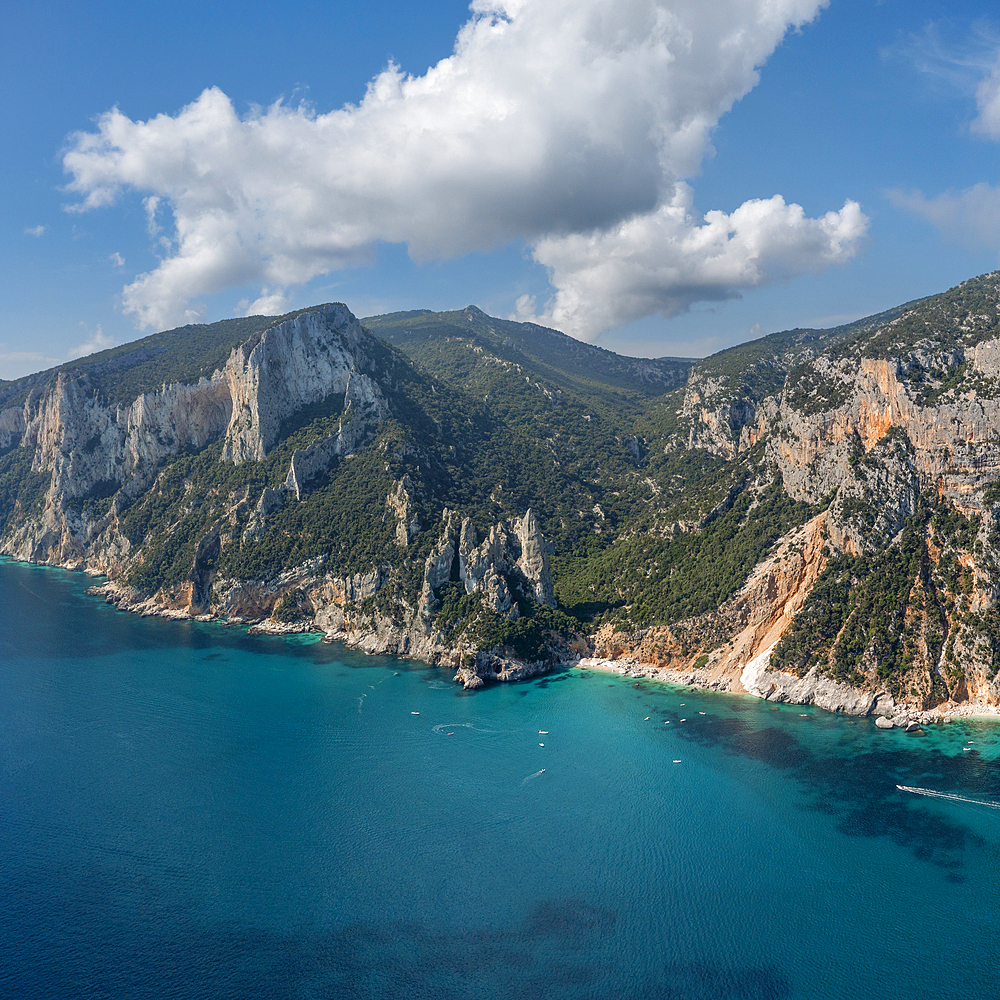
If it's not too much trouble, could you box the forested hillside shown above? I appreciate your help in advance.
[4,273,1000,719]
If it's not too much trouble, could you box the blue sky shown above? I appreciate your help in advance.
[3,0,1000,379]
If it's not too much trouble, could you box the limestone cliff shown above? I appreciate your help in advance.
[0,301,562,689]
[7,276,1000,716]
[0,305,396,566]
[623,272,1000,721]
[221,304,388,464]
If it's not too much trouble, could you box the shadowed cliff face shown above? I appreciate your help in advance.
[0,306,392,567]
[0,303,562,688]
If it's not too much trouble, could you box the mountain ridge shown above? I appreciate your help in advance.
[3,275,1000,724]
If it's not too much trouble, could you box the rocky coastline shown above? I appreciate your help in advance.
[7,287,1000,722]
[575,655,999,729]
[78,564,998,726]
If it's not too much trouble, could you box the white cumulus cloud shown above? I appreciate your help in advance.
[523,185,867,340]
[61,0,864,338]
[236,288,290,317]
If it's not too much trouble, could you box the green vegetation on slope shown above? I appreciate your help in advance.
[0,445,50,537]
[433,580,580,662]
[772,495,1000,699]
[363,306,692,403]
[856,273,1000,360]
[15,278,1000,683]
[555,475,819,627]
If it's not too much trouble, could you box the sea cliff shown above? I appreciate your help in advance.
[3,277,1000,714]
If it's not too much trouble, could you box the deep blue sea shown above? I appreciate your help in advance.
[2,557,999,999]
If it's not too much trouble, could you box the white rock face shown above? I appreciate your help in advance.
[516,509,555,607]
[13,372,233,504]
[741,653,895,717]
[397,508,560,632]
[769,356,1000,504]
[423,512,460,595]
[221,304,380,464]
[0,302,393,569]
[680,375,759,459]
[0,406,25,449]
[460,522,509,605]
[453,509,556,615]
[386,475,421,546]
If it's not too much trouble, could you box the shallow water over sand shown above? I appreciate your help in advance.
[2,558,999,998]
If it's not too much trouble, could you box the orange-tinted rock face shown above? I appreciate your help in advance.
[591,512,830,692]
[8,276,1000,713]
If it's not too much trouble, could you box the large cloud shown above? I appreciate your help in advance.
[522,185,866,339]
[62,0,865,337]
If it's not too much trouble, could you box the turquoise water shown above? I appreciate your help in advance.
[2,558,999,998]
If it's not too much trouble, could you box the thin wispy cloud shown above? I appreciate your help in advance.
[68,324,116,360]
[0,347,61,380]
[109,251,125,267]
[891,20,1000,137]
[973,53,1000,138]
[888,183,1000,251]
[888,22,1000,248]
[24,225,46,237]
[0,349,57,365]
[62,0,865,341]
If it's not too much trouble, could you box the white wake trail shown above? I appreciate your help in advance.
[896,785,1000,810]
[432,722,497,735]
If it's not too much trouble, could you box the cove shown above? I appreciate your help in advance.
[2,557,999,999]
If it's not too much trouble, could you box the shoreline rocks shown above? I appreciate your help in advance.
[576,655,997,727]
